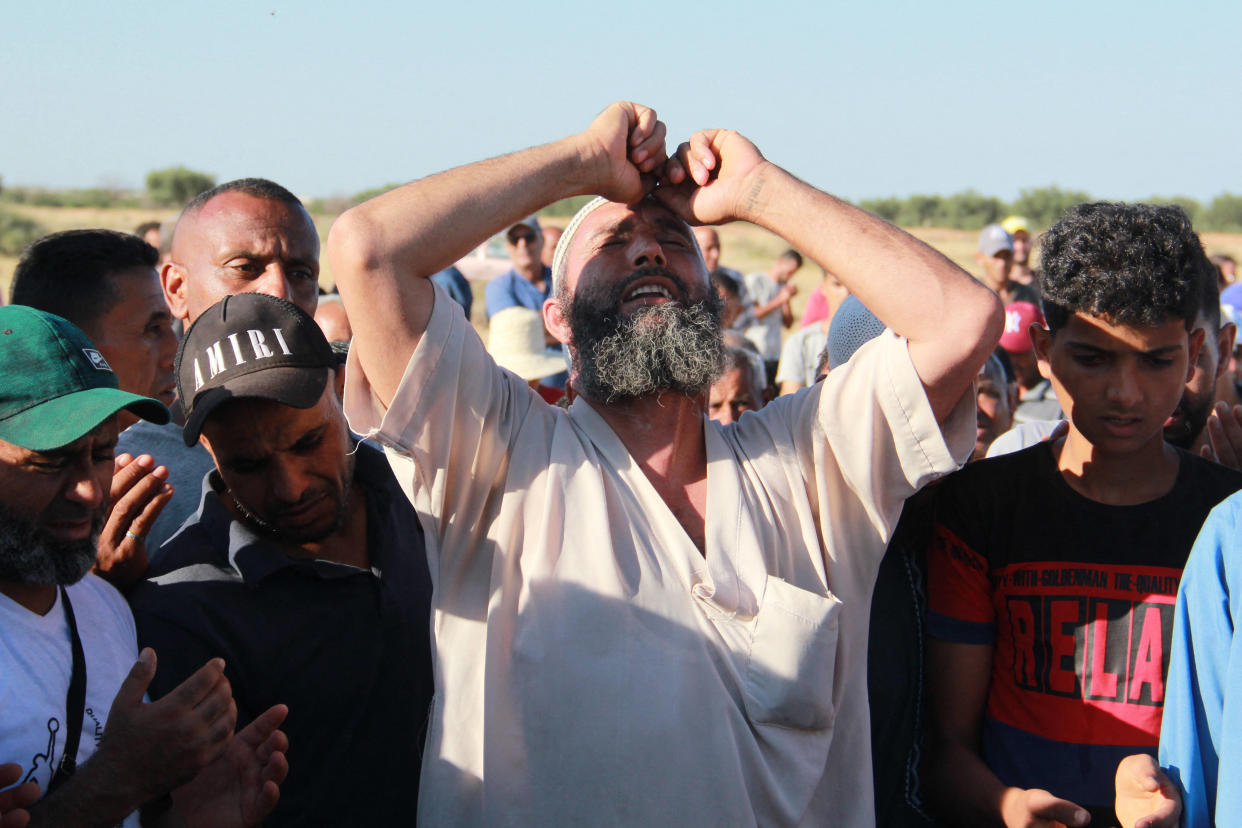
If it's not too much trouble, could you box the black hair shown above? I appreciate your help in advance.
[780,249,803,269]
[10,229,158,329]
[711,270,741,299]
[1039,202,1212,333]
[181,177,303,216]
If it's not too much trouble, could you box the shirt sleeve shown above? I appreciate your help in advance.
[753,330,974,553]
[486,273,528,319]
[925,502,996,644]
[775,331,809,386]
[343,280,558,548]
[1159,493,1242,828]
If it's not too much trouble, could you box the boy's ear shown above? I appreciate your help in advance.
[1030,324,1054,380]
[1187,327,1206,382]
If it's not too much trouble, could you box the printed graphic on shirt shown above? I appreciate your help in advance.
[23,717,59,785]
[930,523,1177,745]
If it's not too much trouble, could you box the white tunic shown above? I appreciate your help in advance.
[344,283,974,826]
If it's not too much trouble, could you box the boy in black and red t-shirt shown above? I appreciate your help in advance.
[922,203,1242,827]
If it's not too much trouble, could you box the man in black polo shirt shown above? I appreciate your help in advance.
[128,293,434,825]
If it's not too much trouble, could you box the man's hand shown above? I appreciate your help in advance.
[1115,754,1181,828]
[655,129,769,226]
[1201,401,1242,471]
[94,649,237,804]
[169,705,290,828]
[0,763,38,828]
[95,453,173,588]
[576,102,667,204]
[1000,787,1090,827]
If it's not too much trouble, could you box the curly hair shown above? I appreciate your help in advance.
[1039,202,1213,333]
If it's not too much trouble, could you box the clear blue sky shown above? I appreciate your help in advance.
[4,0,1239,203]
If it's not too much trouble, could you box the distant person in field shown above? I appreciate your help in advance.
[1001,215,1038,294]
[711,269,753,332]
[924,202,1242,828]
[977,223,1039,306]
[541,225,563,269]
[742,249,801,387]
[429,265,473,318]
[485,215,566,388]
[1000,300,1062,424]
[1211,253,1236,287]
[10,229,179,588]
[116,177,322,556]
[707,339,768,425]
[776,272,852,394]
[799,268,848,328]
[314,293,352,343]
[134,221,162,252]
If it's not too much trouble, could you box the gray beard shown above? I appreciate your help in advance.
[0,502,99,586]
[568,272,725,404]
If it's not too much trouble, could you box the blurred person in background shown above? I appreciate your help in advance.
[743,249,801,388]
[1001,215,1038,293]
[708,337,768,425]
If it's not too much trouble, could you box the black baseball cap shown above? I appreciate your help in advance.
[175,293,337,446]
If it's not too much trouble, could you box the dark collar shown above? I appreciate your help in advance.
[192,440,397,586]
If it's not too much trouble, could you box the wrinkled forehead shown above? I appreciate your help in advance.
[174,192,319,258]
[555,199,702,294]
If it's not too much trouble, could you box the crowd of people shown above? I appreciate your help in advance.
[1,101,1240,827]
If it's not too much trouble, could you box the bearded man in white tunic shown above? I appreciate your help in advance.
[327,102,1003,827]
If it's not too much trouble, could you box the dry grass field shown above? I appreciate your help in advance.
[4,204,1241,341]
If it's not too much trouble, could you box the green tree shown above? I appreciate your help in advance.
[941,189,1006,229]
[1147,195,1201,224]
[0,209,46,256]
[858,197,903,223]
[1009,186,1092,228]
[1203,193,1242,232]
[898,194,944,227]
[146,166,216,207]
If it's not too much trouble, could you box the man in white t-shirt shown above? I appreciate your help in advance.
[0,306,288,826]
[329,101,1002,826]
[743,249,801,381]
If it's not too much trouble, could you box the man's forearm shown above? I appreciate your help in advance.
[331,136,596,285]
[27,751,148,828]
[736,162,1002,417]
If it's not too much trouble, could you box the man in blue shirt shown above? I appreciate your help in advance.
[485,216,566,387]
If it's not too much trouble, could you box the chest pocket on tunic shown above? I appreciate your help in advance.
[742,574,841,730]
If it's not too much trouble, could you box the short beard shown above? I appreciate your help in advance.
[224,453,356,545]
[1164,392,1213,450]
[0,503,100,586]
[566,267,726,403]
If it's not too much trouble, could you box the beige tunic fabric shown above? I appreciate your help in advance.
[345,283,974,827]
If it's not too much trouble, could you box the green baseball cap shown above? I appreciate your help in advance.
[0,305,170,451]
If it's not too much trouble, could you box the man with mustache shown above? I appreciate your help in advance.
[0,305,288,826]
[10,229,179,588]
[127,293,434,826]
[327,101,1002,825]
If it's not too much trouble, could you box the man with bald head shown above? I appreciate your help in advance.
[329,101,1001,826]
[162,178,320,325]
[119,178,323,557]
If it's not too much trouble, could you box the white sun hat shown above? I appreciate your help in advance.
[487,306,567,381]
